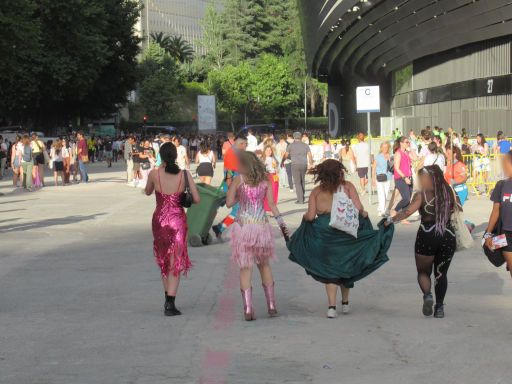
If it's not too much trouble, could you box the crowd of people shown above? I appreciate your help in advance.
[2,126,511,322]
[142,126,512,322]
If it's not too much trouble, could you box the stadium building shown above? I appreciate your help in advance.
[298,0,512,137]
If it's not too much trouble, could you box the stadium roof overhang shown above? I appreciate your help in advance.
[298,0,512,82]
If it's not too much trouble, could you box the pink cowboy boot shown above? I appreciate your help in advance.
[262,282,278,317]
[241,287,255,321]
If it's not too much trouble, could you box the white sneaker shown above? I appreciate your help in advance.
[341,303,350,314]
[327,308,338,318]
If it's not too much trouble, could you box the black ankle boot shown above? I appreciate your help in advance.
[164,295,182,316]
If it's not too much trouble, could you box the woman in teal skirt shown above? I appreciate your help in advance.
[288,160,394,318]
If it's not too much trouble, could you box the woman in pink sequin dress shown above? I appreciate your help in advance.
[145,143,200,316]
[226,151,289,321]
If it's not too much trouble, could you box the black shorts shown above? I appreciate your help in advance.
[197,163,214,177]
[357,167,368,179]
[33,153,45,165]
[53,161,64,172]
[415,223,456,256]
[502,231,512,253]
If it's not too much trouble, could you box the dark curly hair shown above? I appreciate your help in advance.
[309,159,346,193]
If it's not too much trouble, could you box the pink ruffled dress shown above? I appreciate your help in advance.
[231,177,276,268]
[152,171,192,277]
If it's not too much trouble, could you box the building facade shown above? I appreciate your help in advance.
[298,0,512,137]
[139,0,215,55]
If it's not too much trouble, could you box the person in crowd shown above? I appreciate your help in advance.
[76,131,89,183]
[281,132,313,204]
[461,136,471,156]
[484,150,512,278]
[263,145,279,214]
[393,128,402,140]
[351,132,371,195]
[87,136,96,163]
[31,132,46,187]
[472,133,490,184]
[212,133,248,240]
[494,131,511,155]
[50,139,65,186]
[10,135,22,187]
[338,139,354,174]
[154,134,172,169]
[283,133,295,192]
[139,140,155,188]
[226,151,288,321]
[104,137,113,168]
[373,141,393,217]
[196,140,216,185]
[222,132,235,159]
[61,138,71,185]
[322,136,333,160]
[288,159,393,318]
[275,134,289,190]
[445,146,468,205]
[131,138,142,187]
[422,142,446,171]
[20,135,33,191]
[189,136,199,161]
[112,138,120,162]
[392,136,416,223]
[172,136,189,171]
[69,137,78,183]
[145,142,200,316]
[216,136,224,160]
[386,165,458,318]
[301,133,310,145]
[124,136,134,184]
[97,137,104,162]
[246,129,258,152]
[0,135,7,179]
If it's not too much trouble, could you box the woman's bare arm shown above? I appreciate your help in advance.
[226,176,240,208]
[390,192,422,222]
[304,188,318,221]
[187,171,201,204]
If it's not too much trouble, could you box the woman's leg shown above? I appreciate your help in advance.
[257,263,274,286]
[504,252,512,279]
[377,181,386,214]
[240,267,253,290]
[415,254,434,295]
[38,164,44,186]
[395,178,412,211]
[54,171,58,186]
[326,284,338,307]
[341,285,350,303]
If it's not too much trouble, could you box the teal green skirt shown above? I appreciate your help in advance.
[287,214,394,288]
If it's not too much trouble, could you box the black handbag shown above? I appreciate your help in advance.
[483,180,506,267]
[180,170,193,208]
[376,174,388,182]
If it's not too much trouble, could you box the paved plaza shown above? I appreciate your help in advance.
[1,162,512,384]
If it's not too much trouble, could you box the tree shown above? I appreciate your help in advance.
[167,36,194,63]
[0,0,41,124]
[150,32,171,49]
[199,1,226,69]
[252,54,299,118]
[138,43,184,122]
[208,63,255,124]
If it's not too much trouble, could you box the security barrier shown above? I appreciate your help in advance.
[462,154,502,196]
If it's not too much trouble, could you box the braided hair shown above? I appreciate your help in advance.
[420,165,455,235]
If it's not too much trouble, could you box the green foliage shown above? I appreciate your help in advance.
[151,32,194,63]
[138,44,184,122]
[199,1,226,69]
[0,0,141,127]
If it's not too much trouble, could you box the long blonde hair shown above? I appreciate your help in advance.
[239,151,267,186]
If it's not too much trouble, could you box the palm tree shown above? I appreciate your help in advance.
[167,36,194,63]
[150,32,171,49]
[150,32,194,63]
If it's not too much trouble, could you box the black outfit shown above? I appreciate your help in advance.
[140,146,153,170]
[491,178,512,252]
[414,191,456,305]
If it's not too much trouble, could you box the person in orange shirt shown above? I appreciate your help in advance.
[212,133,248,240]
[445,146,468,205]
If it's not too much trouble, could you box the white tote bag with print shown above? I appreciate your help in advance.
[329,186,359,238]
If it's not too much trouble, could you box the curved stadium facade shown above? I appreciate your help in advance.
[298,0,512,137]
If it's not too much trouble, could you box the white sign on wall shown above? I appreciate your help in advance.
[356,86,380,113]
[198,95,217,132]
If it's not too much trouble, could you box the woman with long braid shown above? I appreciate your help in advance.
[385,165,458,318]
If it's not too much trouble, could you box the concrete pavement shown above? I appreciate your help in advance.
[1,161,512,384]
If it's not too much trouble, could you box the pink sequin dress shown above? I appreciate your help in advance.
[152,171,192,277]
[231,177,276,268]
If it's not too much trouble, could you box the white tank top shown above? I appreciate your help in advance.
[198,151,213,164]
